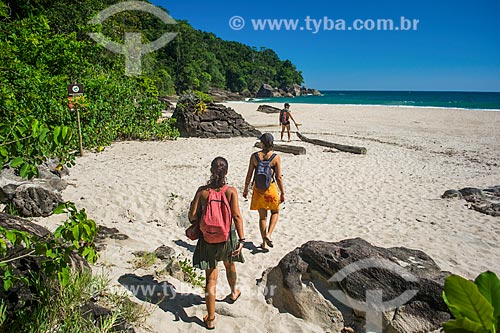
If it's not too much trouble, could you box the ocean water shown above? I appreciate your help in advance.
[251,91,500,110]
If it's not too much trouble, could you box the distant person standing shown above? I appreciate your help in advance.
[279,103,299,142]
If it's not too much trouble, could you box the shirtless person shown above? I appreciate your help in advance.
[279,103,298,142]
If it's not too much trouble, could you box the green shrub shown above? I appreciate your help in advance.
[442,271,500,332]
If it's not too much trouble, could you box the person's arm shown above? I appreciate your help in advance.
[243,154,255,199]
[228,187,245,256]
[188,187,203,222]
[288,111,299,128]
[274,155,285,203]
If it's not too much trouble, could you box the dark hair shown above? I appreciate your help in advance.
[209,157,228,188]
[262,141,274,152]
[284,103,290,107]
[259,133,274,152]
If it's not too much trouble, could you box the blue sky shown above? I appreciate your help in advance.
[151,0,500,91]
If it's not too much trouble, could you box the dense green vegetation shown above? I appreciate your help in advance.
[0,0,302,174]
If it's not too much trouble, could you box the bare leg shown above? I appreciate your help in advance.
[267,210,279,240]
[286,125,291,142]
[280,125,285,141]
[223,261,240,300]
[258,209,268,248]
[205,267,218,327]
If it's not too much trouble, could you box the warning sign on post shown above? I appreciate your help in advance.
[68,84,84,96]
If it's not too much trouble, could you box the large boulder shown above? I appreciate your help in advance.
[1,161,68,217]
[11,184,63,217]
[256,84,275,98]
[290,84,302,96]
[208,87,247,102]
[172,94,261,138]
[256,104,282,114]
[262,238,450,333]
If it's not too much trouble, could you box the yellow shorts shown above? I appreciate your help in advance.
[250,182,280,211]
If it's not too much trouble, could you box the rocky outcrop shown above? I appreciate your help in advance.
[255,83,322,98]
[1,160,68,217]
[256,104,282,114]
[262,238,450,333]
[256,84,275,98]
[442,186,500,217]
[208,87,248,102]
[172,94,261,138]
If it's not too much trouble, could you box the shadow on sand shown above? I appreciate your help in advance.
[118,274,205,327]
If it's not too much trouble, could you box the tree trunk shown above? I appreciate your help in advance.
[297,132,367,155]
[253,142,306,155]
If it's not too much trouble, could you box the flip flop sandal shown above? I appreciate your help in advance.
[203,315,215,330]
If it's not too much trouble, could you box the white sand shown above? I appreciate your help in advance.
[36,103,500,332]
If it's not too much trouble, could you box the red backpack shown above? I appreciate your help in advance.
[200,185,232,243]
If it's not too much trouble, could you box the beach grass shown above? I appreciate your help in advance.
[3,272,147,333]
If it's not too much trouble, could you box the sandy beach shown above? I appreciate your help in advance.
[36,103,500,332]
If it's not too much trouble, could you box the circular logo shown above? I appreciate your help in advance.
[229,16,245,30]
[72,85,80,93]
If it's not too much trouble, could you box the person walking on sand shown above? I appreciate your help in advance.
[280,103,299,142]
[189,157,245,330]
[243,133,285,252]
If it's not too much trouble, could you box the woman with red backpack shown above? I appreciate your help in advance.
[188,157,245,330]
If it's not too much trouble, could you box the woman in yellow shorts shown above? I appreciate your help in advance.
[243,133,285,252]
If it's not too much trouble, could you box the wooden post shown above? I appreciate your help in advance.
[297,132,367,155]
[68,84,84,157]
[76,107,84,157]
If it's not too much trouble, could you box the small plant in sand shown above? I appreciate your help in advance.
[178,256,205,289]
[1,271,148,332]
[442,270,500,333]
[131,251,158,270]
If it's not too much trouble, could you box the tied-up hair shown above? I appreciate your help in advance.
[262,141,274,153]
[209,157,228,188]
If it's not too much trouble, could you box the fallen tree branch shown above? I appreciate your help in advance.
[297,132,367,155]
[253,142,306,155]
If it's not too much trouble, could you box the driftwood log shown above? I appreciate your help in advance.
[297,132,367,155]
[253,142,306,155]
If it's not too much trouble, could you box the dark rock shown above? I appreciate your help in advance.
[11,184,63,217]
[154,245,176,260]
[81,301,136,333]
[262,238,450,333]
[0,213,90,312]
[172,94,261,138]
[471,202,500,217]
[42,158,70,178]
[291,84,302,96]
[95,225,129,251]
[208,88,247,102]
[483,185,500,196]
[442,186,500,217]
[458,187,484,199]
[441,190,462,199]
[256,104,282,114]
[256,84,275,98]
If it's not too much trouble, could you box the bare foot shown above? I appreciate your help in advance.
[229,289,241,303]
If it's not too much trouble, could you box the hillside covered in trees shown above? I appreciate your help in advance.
[0,0,303,174]
[1,0,303,97]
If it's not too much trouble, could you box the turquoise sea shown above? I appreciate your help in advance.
[251,91,500,110]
